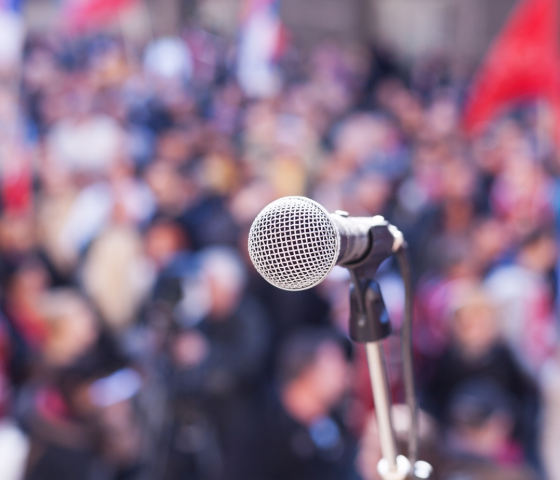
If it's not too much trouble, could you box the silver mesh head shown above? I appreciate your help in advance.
[248,196,340,291]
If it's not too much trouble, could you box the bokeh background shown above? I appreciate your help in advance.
[0,0,559,479]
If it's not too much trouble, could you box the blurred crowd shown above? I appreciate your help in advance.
[0,24,560,480]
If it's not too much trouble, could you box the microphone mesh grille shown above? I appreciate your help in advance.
[248,196,340,291]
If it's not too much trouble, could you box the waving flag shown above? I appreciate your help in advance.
[0,0,24,71]
[0,0,22,11]
[63,0,139,31]
[464,0,560,133]
[0,0,30,214]
[237,0,286,98]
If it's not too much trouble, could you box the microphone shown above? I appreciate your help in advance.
[248,196,429,480]
[248,196,404,291]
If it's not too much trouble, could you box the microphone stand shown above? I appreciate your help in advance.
[342,218,432,480]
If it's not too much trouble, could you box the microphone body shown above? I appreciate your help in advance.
[248,196,402,291]
[331,212,400,265]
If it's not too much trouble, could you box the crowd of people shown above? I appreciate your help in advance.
[0,23,559,480]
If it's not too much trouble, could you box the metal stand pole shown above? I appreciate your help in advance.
[365,342,398,467]
[365,342,411,480]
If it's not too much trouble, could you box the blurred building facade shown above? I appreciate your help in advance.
[23,0,518,73]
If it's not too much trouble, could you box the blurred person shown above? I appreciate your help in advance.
[45,85,126,175]
[248,328,360,480]
[0,213,38,271]
[409,158,481,279]
[208,82,244,136]
[197,150,241,198]
[413,238,478,362]
[139,218,193,346]
[439,380,537,480]
[242,100,282,177]
[470,216,513,276]
[82,209,154,334]
[163,247,269,480]
[144,218,190,271]
[246,272,332,371]
[307,44,360,119]
[144,160,194,218]
[422,288,539,468]
[540,347,560,480]
[377,82,425,139]
[343,173,392,218]
[155,128,197,166]
[39,289,99,369]
[423,96,460,142]
[485,228,558,375]
[54,160,154,263]
[268,153,307,198]
[180,191,239,251]
[471,121,529,203]
[20,365,104,480]
[228,179,276,228]
[395,142,447,219]
[2,258,51,387]
[490,157,555,238]
[16,289,139,480]
[20,365,143,480]
[36,157,83,278]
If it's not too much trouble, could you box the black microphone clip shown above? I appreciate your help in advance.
[334,212,404,344]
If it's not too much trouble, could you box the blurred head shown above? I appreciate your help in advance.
[517,228,557,274]
[354,173,391,215]
[40,289,98,367]
[440,159,477,201]
[0,213,36,257]
[471,217,511,272]
[200,246,247,319]
[144,161,192,215]
[450,288,498,359]
[7,256,50,301]
[278,329,349,421]
[430,236,475,279]
[144,219,188,267]
[447,379,515,459]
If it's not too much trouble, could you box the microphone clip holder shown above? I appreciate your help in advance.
[343,219,398,343]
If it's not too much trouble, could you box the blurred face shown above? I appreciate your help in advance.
[46,303,98,367]
[144,223,186,266]
[472,219,510,269]
[305,342,349,408]
[0,214,36,255]
[356,175,390,214]
[144,162,189,213]
[523,236,558,273]
[206,273,242,319]
[453,303,498,358]
[10,263,50,301]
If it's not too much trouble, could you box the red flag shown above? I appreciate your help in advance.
[464,0,560,133]
[64,0,138,31]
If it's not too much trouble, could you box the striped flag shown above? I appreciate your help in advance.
[0,0,24,71]
[0,0,30,215]
[237,0,286,98]
[0,0,23,13]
